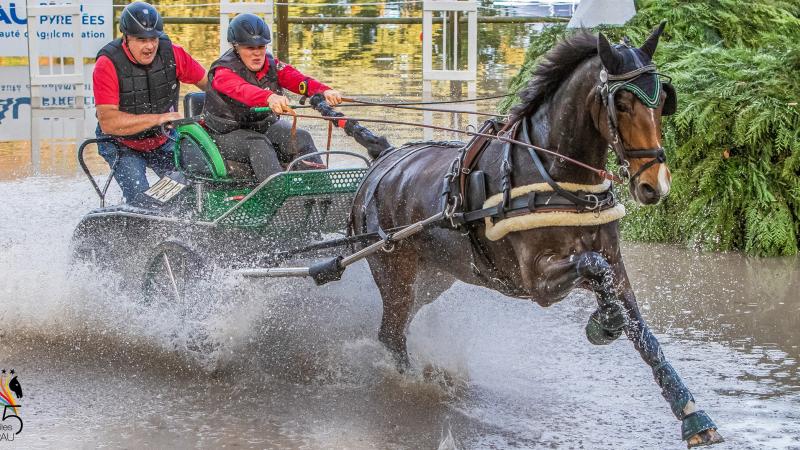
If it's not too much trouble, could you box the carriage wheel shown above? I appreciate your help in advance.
[141,241,207,307]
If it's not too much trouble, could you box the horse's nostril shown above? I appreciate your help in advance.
[639,183,658,202]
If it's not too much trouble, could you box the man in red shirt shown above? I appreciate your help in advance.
[203,13,342,181]
[93,1,207,202]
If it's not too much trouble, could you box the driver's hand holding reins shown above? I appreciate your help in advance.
[323,89,343,106]
[267,93,292,114]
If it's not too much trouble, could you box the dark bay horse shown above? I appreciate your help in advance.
[350,24,724,447]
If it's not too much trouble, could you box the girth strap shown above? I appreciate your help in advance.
[459,119,505,196]
[466,227,527,297]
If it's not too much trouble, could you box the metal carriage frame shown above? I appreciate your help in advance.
[73,96,373,301]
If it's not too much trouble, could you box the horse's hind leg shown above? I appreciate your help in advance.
[412,262,455,318]
[576,252,724,448]
[367,247,419,369]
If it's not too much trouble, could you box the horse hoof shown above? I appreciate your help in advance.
[585,310,623,345]
[683,410,724,447]
[422,364,457,388]
[686,429,724,448]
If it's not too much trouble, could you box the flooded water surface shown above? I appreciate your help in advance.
[1,178,799,449]
[1,0,800,449]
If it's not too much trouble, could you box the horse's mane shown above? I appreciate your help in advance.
[509,31,599,122]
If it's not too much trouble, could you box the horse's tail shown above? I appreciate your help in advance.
[310,95,393,160]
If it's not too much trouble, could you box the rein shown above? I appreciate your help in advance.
[337,93,513,107]
[338,97,508,118]
[274,111,623,184]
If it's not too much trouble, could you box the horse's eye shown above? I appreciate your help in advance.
[615,100,630,113]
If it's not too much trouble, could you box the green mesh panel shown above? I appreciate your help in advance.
[202,168,367,235]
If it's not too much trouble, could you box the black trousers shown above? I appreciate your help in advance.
[211,120,320,182]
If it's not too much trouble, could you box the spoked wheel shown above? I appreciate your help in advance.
[140,241,221,363]
[141,241,207,307]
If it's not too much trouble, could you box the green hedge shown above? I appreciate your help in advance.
[502,0,800,256]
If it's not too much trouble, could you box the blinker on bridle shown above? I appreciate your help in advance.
[599,63,668,183]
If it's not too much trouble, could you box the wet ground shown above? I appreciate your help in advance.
[2,1,799,447]
[1,176,799,449]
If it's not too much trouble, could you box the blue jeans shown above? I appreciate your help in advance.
[96,126,176,203]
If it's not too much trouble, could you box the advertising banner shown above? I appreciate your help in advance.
[0,65,96,140]
[0,0,113,57]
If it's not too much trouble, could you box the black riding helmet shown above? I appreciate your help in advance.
[119,1,163,38]
[228,13,271,46]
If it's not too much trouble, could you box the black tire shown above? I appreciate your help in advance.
[141,241,208,307]
[70,215,128,272]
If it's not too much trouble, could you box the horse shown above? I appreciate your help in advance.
[350,23,724,447]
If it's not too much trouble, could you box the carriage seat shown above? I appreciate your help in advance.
[184,91,205,117]
[178,92,257,182]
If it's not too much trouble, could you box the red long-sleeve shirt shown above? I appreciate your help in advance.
[210,57,330,107]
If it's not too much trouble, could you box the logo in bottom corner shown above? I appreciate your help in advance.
[0,369,22,441]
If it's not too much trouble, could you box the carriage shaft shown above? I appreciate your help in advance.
[236,212,445,281]
[239,267,311,278]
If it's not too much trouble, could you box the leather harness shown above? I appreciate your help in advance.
[352,61,672,294]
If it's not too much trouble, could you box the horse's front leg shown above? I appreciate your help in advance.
[576,252,724,448]
[575,252,626,345]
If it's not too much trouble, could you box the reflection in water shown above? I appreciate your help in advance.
[0,176,798,448]
[624,243,800,395]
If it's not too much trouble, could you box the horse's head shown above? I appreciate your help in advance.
[592,22,676,205]
[8,375,22,399]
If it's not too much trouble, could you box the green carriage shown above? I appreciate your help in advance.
[72,93,385,300]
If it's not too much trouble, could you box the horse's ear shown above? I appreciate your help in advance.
[597,33,622,73]
[640,20,667,59]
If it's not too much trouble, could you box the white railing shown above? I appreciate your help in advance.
[422,0,478,139]
[26,0,85,173]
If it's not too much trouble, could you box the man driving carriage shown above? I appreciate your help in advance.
[93,1,208,202]
[203,13,344,182]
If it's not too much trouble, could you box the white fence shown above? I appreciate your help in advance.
[422,0,478,139]
[219,0,274,55]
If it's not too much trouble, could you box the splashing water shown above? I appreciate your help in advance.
[1,175,800,448]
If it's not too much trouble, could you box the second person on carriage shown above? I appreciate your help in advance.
[203,13,344,181]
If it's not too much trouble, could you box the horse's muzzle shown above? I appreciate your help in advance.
[634,181,664,204]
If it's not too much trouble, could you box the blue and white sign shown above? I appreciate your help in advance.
[0,65,96,140]
[0,0,113,57]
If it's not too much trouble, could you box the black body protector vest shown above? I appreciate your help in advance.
[203,49,282,134]
[96,36,179,140]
